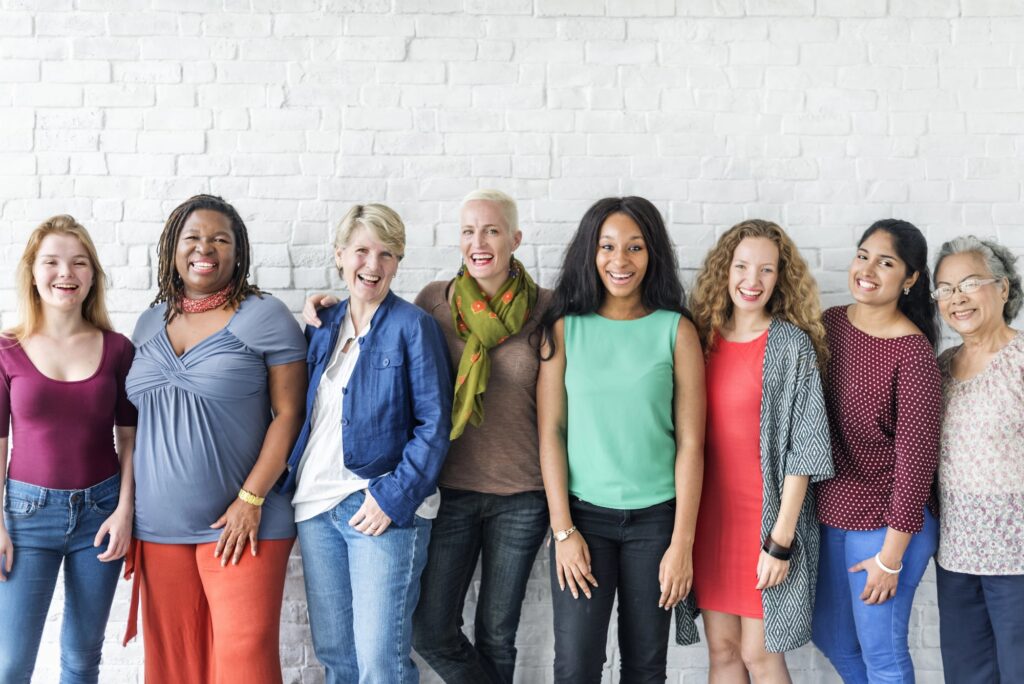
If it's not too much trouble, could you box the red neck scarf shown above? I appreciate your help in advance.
[179,285,232,314]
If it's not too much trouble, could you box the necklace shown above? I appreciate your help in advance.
[179,285,232,313]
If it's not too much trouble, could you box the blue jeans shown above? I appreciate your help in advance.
[936,563,1024,684]
[0,475,123,684]
[550,497,676,684]
[297,493,431,684]
[412,488,547,684]
[812,510,938,684]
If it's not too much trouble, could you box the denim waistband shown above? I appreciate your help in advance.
[5,473,121,507]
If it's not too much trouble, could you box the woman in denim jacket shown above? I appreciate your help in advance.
[281,203,452,684]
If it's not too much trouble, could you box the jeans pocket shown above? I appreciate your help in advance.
[3,494,39,520]
[89,488,120,516]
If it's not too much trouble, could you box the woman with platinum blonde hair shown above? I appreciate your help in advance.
[284,203,452,683]
[686,219,833,682]
[931,235,1024,684]
[0,215,137,683]
[306,189,550,684]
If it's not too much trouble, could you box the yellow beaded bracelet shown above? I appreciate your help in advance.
[237,488,266,507]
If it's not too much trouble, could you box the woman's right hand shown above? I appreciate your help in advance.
[554,532,598,599]
[0,526,13,581]
[303,293,340,328]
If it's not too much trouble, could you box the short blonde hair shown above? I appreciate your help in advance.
[460,189,519,233]
[6,215,112,342]
[334,204,406,272]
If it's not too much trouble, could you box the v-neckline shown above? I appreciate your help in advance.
[162,304,243,360]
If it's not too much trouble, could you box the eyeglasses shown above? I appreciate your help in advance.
[930,278,999,301]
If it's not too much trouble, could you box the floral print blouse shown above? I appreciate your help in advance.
[936,332,1024,575]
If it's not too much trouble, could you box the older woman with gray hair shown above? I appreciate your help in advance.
[931,235,1024,684]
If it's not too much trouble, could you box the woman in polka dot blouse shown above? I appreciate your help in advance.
[810,219,942,684]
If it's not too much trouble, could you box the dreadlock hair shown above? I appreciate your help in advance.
[538,196,690,359]
[152,194,262,322]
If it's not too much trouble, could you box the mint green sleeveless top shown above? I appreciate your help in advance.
[563,310,681,509]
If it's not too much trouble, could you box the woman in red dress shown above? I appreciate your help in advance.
[688,220,833,682]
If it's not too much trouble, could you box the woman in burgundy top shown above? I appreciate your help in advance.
[0,216,137,683]
[811,219,942,684]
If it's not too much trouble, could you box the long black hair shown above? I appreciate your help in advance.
[152,194,262,322]
[538,196,690,357]
[858,219,940,349]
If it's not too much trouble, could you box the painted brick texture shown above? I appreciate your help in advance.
[2,1,1023,682]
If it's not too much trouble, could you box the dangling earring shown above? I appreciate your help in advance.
[508,258,519,280]
[903,287,910,296]
[457,262,466,277]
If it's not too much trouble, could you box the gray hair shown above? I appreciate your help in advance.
[934,235,1022,323]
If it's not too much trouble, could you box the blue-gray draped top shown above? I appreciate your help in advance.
[127,294,306,544]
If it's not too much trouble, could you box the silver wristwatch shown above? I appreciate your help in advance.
[553,525,577,542]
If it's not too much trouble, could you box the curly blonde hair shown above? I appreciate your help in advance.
[691,219,829,368]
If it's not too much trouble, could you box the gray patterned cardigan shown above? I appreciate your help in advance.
[675,319,834,652]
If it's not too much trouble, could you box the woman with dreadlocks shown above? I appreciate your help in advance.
[122,195,307,684]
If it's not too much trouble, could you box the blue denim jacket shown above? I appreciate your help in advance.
[280,291,453,527]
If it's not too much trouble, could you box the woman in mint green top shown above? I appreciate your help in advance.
[563,310,680,509]
[538,196,706,682]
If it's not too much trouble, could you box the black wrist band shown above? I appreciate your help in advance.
[762,537,792,561]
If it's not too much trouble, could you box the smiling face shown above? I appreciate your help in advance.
[595,212,649,305]
[174,209,237,299]
[459,199,522,296]
[934,251,1008,339]
[849,229,918,307]
[32,233,94,314]
[728,236,779,319]
[337,224,399,308]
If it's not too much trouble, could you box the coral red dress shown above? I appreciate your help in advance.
[693,330,768,618]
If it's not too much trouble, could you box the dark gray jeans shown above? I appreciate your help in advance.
[550,496,676,684]
[412,488,548,684]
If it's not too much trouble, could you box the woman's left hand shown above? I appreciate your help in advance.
[755,550,790,590]
[95,503,133,562]
[658,541,693,610]
[348,490,392,536]
[211,498,262,566]
[850,554,900,604]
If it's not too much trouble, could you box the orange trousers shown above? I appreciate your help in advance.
[131,539,293,684]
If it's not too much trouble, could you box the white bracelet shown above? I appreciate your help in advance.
[874,552,903,574]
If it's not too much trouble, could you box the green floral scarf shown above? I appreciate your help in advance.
[449,257,538,439]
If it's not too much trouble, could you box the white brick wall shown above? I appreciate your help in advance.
[3,2,1023,682]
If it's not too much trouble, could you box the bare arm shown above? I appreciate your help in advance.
[0,436,10,579]
[658,316,706,609]
[212,360,307,566]
[756,474,810,590]
[302,293,340,328]
[538,319,597,599]
[95,426,136,562]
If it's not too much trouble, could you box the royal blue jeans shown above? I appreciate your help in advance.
[412,488,548,684]
[812,509,938,684]
[0,475,123,684]
[936,563,1024,684]
[297,492,431,684]
[550,496,676,684]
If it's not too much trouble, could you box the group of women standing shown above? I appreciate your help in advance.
[0,190,1020,684]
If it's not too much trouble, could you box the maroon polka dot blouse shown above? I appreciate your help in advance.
[816,306,942,533]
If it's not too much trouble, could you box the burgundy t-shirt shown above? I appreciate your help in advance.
[0,330,137,490]
[816,306,941,534]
